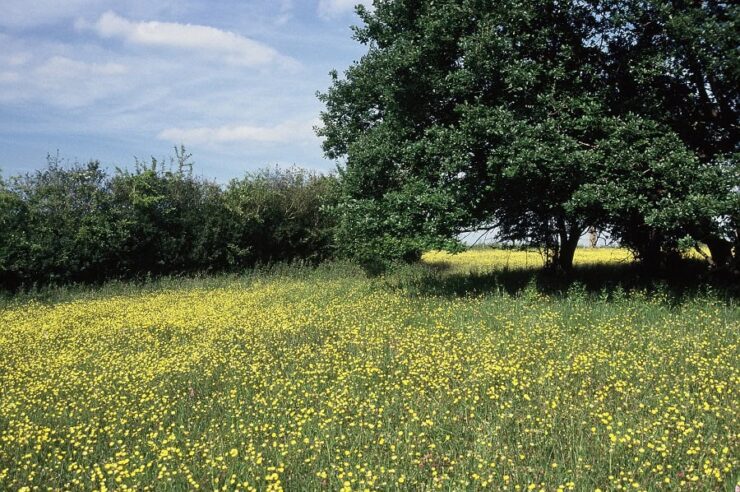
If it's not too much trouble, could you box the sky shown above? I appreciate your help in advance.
[0,0,371,180]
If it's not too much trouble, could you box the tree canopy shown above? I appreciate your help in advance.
[319,0,738,271]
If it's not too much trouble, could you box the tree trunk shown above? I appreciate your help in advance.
[635,228,664,271]
[704,235,732,268]
[556,222,581,272]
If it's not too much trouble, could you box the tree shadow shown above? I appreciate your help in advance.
[396,259,739,301]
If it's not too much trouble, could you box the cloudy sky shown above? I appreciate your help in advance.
[0,0,370,180]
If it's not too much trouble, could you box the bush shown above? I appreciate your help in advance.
[0,151,338,289]
[223,167,338,266]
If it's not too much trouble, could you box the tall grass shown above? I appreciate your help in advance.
[0,251,737,490]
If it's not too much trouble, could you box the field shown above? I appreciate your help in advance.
[0,249,737,491]
[423,248,633,273]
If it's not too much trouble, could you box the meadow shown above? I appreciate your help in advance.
[0,249,737,491]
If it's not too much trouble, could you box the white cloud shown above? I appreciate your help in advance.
[0,50,132,108]
[4,53,32,67]
[275,0,294,25]
[158,119,319,145]
[0,72,21,83]
[0,0,100,28]
[35,56,128,78]
[317,0,371,19]
[0,0,196,29]
[0,3,348,176]
[82,11,294,68]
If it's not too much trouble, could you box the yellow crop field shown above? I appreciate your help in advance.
[0,251,737,491]
[423,248,633,273]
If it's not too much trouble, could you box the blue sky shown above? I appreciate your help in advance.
[0,0,370,180]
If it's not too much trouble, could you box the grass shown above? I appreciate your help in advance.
[0,249,737,491]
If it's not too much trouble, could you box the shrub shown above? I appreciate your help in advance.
[0,151,338,289]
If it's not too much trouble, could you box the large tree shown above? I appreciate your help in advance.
[597,0,739,267]
[319,0,738,270]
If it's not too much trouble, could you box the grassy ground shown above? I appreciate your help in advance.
[0,249,737,491]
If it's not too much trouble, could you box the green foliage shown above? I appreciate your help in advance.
[223,167,339,265]
[319,0,739,271]
[0,151,338,289]
[0,158,118,286]
[331,178,465,273]
[571,116,736,265]
[596,0,740,268]
[599,0,738,162]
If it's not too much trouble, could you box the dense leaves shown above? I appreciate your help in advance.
[0,152,337,289]
[319,0,739,271]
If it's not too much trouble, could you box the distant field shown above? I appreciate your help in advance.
[0,250,737,491]
[423,247,633,272]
